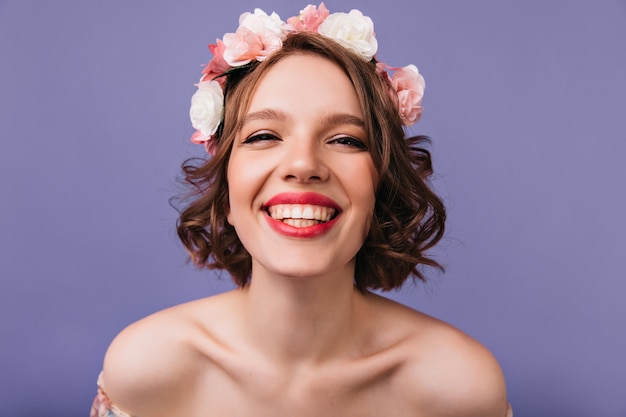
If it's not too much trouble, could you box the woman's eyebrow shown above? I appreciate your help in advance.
[240,109,365,130]
[320,113,365,128]
[240,108,287,128]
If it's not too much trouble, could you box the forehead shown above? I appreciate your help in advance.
[246,54,363,119]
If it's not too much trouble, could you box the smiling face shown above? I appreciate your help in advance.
[226,54,378,281]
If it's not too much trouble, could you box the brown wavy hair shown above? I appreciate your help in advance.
[176,32,446,291]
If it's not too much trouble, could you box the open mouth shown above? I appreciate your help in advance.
[266,204,338,228]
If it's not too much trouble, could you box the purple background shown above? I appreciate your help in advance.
[1,1,625,415]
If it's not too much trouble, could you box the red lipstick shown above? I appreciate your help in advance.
[264,192,341,209]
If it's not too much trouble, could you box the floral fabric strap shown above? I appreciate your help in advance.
[89,372,133,417]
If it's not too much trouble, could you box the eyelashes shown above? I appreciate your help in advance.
[242,132,367,150]
[242,132,279,144]
[328,136,367,150]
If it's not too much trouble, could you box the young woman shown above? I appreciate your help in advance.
[91,4,511,417]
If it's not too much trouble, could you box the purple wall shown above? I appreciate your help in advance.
[1,1,625,415]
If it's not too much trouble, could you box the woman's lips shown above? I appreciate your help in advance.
[262,192,342,237]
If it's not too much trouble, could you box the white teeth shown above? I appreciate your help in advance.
[267,204,336,223]
[283,218,318,227]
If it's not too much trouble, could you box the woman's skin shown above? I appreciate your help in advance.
[102,54,507,417]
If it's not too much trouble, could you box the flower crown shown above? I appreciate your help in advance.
[189,3,425,153]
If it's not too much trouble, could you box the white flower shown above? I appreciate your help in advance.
[189,80,224,137]
[239,8,286,39]
[318,10,378,61]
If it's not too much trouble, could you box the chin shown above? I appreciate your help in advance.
[252,258,356,282]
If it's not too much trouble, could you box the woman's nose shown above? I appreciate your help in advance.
[277,137,329,184]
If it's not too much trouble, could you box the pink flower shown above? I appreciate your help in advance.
[390,65,425,125]
[201,39,230,86]
[190,130,210,144]
[222,27,276,66]
[375,61,390,79]
[286,3,329,32]
[222,9,286,66]
[190,130,218,156]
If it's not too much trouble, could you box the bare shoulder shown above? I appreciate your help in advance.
[101,292,235,416]
[368,295,508,417]
[405,320,508,417]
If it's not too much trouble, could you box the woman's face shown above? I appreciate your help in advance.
[227,54,378,280]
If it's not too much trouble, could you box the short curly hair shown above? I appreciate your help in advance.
[176,32,445,291]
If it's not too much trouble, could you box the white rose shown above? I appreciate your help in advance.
[239,8,286,40]
[318,10,378,61]
[189,80,224,136]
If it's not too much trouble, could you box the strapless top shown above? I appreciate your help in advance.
[90,373,131,417]
[90,372,513,417]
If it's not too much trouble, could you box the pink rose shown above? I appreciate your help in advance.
[201,39,230,86]
[390,65,425,125]
[190,130,218,156]
[223,8,286,66]
[190,129,210,144]
[286,3,329,32]
[223,27,280,66]
[375,61,390,79]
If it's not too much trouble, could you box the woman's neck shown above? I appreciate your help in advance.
[235,262,367,367]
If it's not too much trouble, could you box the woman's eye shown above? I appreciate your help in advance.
[243,132,280,144]
[329,136,367,150]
